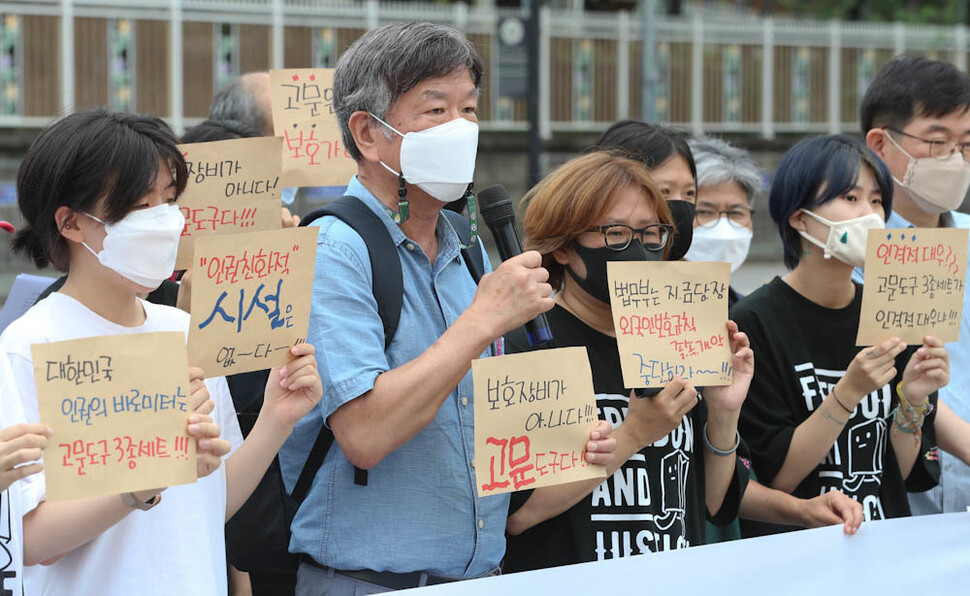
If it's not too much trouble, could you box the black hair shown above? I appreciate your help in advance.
[860,54,970,133]
[769,135,894,270]
[180,118,260,144]
[591,120,697,182]
[13,108,188,271]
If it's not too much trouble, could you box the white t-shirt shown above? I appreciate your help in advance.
[0,292,244,596]
[0,357,28,596]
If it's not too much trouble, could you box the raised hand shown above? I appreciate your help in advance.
[0,423,52,491]
[262,343,323,428]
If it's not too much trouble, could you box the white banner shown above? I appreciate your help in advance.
[402,512,970,594]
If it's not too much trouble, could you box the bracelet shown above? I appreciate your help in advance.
[896,382,933,416]
[702,422,740,456]
[831,387,853,415]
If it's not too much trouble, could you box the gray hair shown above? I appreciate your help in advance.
[334,22,484,161]
[209,77,268,137]
[688,136,762,206]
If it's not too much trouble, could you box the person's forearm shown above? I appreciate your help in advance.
[331,312,496,470]
[738,480,804,526]
[934,400,970,466]
[703,408,740,516]
[890,388,930,481]
[772,393,849,493]
[225,410,292,521]
[506,424,641,536]
[23,489,156,565]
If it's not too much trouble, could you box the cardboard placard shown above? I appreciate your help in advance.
[188,227,317,376]
[608,261,733,388]
[857,228,968,345]
[31,332,197,501]
[473,347,606,497]
[270,68,356,187]
[175,136,284,270]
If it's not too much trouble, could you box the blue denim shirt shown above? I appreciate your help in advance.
[279,177,507,577]
[854,210,970,514]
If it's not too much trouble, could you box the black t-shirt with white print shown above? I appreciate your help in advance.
[502,305,747,573]
[730,277,940,537]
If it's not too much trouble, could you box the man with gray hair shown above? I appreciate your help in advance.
[278,22,614,594]
[685,136,762,306]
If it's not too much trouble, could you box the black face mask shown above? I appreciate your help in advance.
[567,240,663,304]
[665,200,696,261]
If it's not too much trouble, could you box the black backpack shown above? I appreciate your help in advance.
[225,195,484,574]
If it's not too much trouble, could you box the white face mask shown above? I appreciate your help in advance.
[684,216,753,273]
[370,114,479,202]
[797,208,884,268]
[82,204,186,289]
[887,131,970,214]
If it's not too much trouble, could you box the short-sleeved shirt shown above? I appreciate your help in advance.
[0,292,243,595]
[278,177,505,577]
[731,277,939,537]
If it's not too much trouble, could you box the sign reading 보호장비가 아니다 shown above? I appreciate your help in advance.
[270,68,357,188]
[857,227,969,346]
[31,331,198,502]
[608,261,733,388]
[187,226,317,377]
[175,136,284,270]
[473,347,606,497]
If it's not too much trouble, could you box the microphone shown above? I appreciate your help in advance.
[477,184,553,347]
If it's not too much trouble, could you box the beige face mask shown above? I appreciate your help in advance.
[887,131,970,215]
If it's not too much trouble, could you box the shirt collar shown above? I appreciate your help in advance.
[345,175,462,259]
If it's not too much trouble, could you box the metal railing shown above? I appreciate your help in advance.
[0,0,968,138]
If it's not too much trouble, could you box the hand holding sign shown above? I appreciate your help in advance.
[473,347,606,497]
[857,228,968,345]
[0,423,52,492]
[31,332,198,501]
[608,261,733,388]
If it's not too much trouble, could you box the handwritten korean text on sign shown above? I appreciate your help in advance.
[473,347,605,497]
[270,68,356,187]
[31,332,197,501]
[188,227,317,376]
[857,228,968,345]
[608,261,732,388]
[175,136,284,270]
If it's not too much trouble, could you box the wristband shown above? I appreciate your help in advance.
[702,422,740,456]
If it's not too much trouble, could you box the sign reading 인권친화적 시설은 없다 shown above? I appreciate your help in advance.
[473,347,606,497]
[270,68,357,188]
[31,332,197,502]
[857,228,968,346]
[187,227,317,377]
[175,136,284,270]
[608,261,733,389]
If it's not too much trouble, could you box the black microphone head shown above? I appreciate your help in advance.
[478,184,516,230]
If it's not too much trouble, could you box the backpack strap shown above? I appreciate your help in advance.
[301,196,403,351]
[291,423,335,502]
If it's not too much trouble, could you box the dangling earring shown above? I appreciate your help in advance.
[396,173,410,223]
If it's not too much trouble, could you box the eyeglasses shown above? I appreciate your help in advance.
[584,223,674,252]
[887,127,970,161]
[695,207,754,228]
